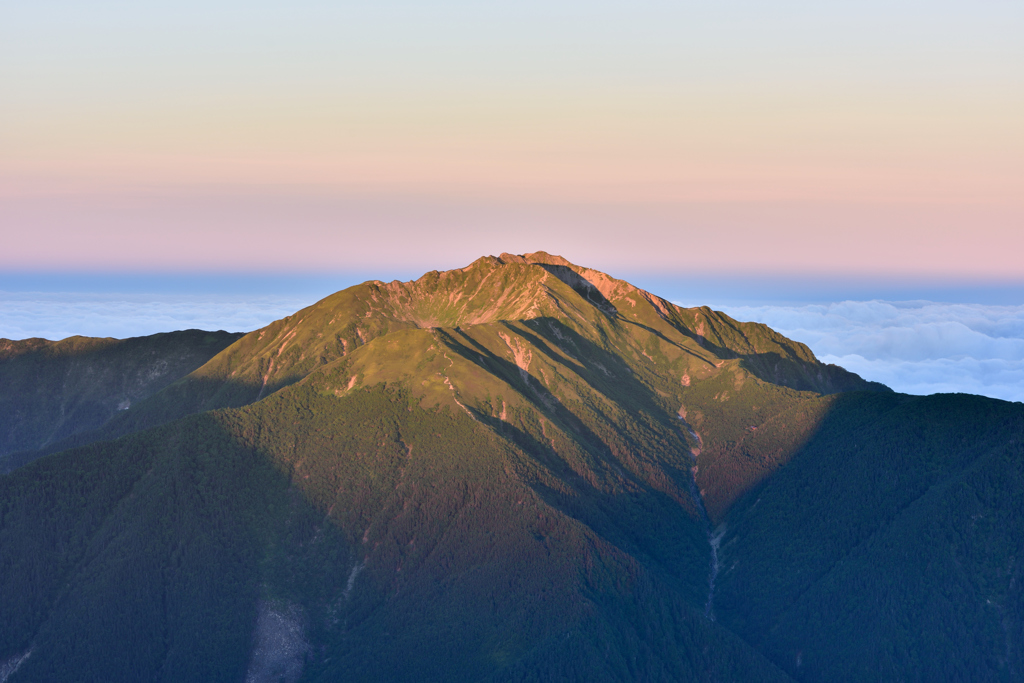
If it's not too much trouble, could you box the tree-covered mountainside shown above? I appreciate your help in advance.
[0,253,1019,682]
[714,391,1024,681]
[0,330,242,471]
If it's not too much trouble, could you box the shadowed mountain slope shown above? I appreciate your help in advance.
[0,330,242,470]
[714,391,1024,681]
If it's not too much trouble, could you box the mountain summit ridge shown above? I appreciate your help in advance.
[166,250,884,401]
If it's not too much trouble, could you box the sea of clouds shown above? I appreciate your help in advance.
[705,300,1024,403]
[0,291,314,342]
[2,292,1021,403]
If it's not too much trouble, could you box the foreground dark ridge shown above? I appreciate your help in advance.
[2,252,1020,682]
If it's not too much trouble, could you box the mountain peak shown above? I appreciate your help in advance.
[112,254,884,419]
[59,252,885,518]
[496,250,574,267]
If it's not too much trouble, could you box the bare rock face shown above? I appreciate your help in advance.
[245,601,309,683]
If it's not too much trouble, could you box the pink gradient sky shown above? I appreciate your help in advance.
[2,1,1022,280]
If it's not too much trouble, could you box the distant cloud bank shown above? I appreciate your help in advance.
[0,292,314,341]
[2,292,1020,403]
[704,300,1024,403]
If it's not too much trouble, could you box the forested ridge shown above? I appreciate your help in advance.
[0,253,1019,681]
[0,329,242,472]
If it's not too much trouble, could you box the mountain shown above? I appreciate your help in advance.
[0,330,243,472]
[0,252,1020,682]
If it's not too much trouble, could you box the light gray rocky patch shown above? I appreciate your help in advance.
[245,601,309,683]
[144,359,169,382]
[344,561,366,601]
[0,649,31,683]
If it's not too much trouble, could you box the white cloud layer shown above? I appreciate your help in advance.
[0,291,314,341]
[705,300,1024,403]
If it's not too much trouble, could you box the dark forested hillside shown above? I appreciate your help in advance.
[714,392,1024,681]
[0,253,1019,682]
[0,330,242,471]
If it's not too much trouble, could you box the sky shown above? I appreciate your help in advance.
[2,1,1022,276]
[1,1,1022,400]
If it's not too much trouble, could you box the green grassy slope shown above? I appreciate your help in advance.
[0,330,242,468]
